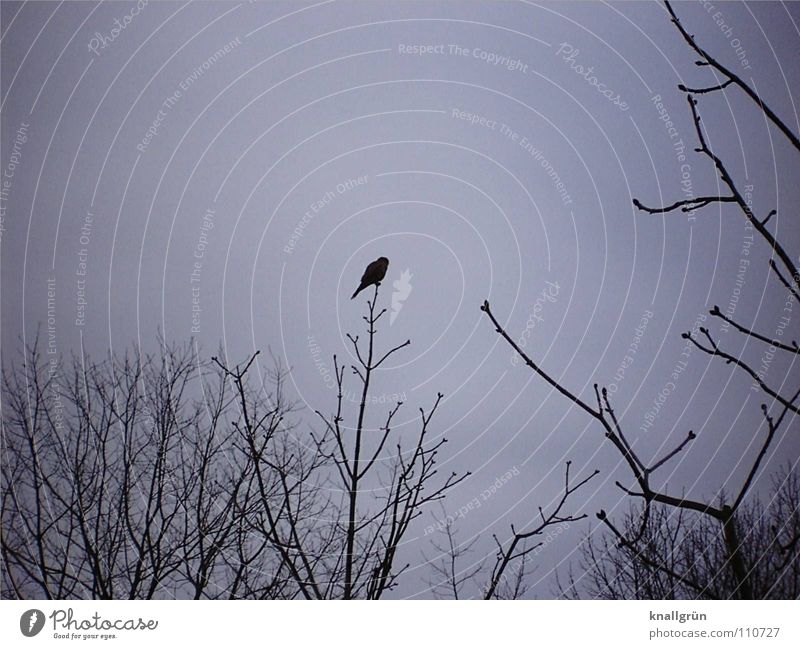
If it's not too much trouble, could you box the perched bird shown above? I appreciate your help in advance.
[351,256,389,299]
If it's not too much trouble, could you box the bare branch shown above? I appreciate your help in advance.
[677,79,732,94]
[683,328,800,415]
[709,306,799,354]
[484,462,598,599]
[665,0,800,152]
[632,195,735,215]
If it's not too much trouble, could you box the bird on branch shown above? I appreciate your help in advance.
[351,256,389,299]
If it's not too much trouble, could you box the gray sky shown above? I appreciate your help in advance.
[2,0,799,597]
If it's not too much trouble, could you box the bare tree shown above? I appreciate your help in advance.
[422,506,484,600]
[562,467,800,599]
[312,284,469,599]
[2,286,469,600]
[420,461,597,600]
[481,0,799,599]
[210,350,338,600]
[1,338,321,599]
[484,461,597,600]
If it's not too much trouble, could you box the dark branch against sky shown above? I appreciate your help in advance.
[1,1,798,598]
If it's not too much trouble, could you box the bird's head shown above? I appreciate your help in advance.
[377,256,389,267]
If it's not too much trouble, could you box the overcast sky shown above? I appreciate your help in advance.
[2,0,799,597]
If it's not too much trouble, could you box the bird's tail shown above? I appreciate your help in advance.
[351,284,365,300]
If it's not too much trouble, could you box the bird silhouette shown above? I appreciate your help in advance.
[351,257,389,299]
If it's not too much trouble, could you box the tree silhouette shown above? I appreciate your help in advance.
[481,0,799,599]
[313,284,469,598]
[2,287,468,599]
[2,338,309,598]
[562,467,800,599]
